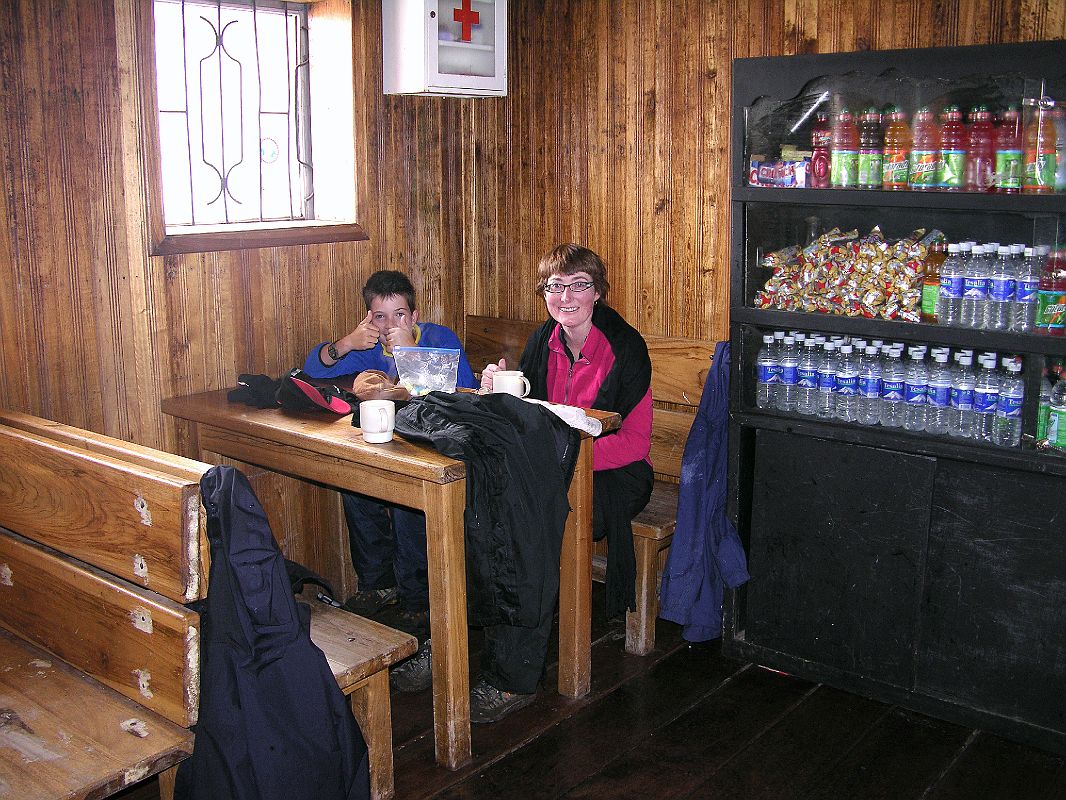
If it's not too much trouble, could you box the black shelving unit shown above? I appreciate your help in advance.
[723,41,1066,755]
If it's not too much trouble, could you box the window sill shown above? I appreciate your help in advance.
[152,220,369,256]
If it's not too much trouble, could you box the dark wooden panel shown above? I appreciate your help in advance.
[918,461,1066,734]
[745,430,935,687]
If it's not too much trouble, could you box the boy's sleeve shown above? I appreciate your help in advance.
[423,324,479,389]
[302,342,373,378]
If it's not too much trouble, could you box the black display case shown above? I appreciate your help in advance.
[723,41,1066,754]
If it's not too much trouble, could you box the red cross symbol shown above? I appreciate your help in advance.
[453,0,480,42]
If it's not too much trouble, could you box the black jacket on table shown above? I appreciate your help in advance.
[175,466,369,800]
[395,392,580,628]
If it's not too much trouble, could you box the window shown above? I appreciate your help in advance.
[154,0,314,226]
[115,0,366,254]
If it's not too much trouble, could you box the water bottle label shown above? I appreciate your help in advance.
[995,149,1023,191]
[974,389,999,414]
[835,374,858,396]
[882,379,904,401]
[859,376,882,398]
[939,150,965,188]
[939,275,964,299]
[988,276,1015,302]
[797,367,818,388]
[779,364,798,385]
[928,383,951,408]
[963,276,988,299]
[757,364,778,383]
[817,371,836,391]
[1015,278,1039,303]
[950,387,974,411]
[997,393,1023,418]
[909,150,939,187]
[905,382,927,405]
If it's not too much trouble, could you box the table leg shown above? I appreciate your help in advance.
[422,479,471,770]
[558,435,593,698]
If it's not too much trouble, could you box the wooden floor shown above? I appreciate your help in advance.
[124,592,1065,800]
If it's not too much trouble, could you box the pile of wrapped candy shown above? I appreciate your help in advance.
[752,227,943,322]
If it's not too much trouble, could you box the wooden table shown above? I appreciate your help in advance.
[162,390,618,770]
[0,628,193,799]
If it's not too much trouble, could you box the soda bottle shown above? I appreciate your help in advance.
[796,339,820,415]
[881,107,911,191]
[909,107,940,191]
[880,348,906,427]
[1023,99,1057,194]
[809,112,831,189]
[965,105,996,192]
[994,106,1023,193]
[960,244,989,329]
[834,344,859,422]
[949,353,976,438]
[830,109,859,189]
[775,335,799,412]
[985,245,1015,331]
[816,342,838,418]
[756,334,777,409]
[1011,246,1041,333]
[1036,249,1066,336]
[938,243,964,326]
[995,358,1024,448]
[1054,107,1066,192]
[857,108,884,189]
[921,240,946,323]
[937,105,967,191]
[857,345,883,425]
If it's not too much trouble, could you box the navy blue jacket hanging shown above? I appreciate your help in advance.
[658,341,750,642]
[175,466,369,800]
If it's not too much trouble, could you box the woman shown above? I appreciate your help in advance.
[475,243,653,721]
[484,243,655,609]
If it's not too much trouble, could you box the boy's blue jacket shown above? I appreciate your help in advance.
[658,340,750,642]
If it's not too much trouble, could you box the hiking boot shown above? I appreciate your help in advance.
[390,638,433,693]
[342,586,399,617]
[469,678,536,724]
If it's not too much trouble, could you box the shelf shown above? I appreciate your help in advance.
[731,308,1066,356]
[731,409,1066,477]
[438,41,495,51]
[734,186,1066,214]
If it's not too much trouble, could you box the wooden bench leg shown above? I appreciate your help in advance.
[626,538,660,656]
[348,671,395,800]
[157,765,178,800]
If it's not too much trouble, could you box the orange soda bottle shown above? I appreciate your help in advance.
[1024,99,1057,194]
[881,107,911,191]
[909,107,940,191]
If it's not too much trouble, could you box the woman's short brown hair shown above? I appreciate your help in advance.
[536,244,610,301]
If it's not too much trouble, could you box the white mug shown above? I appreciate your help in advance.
[359,400,395,443]
[492,370,531,398]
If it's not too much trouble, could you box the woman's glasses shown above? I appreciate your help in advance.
[544,280,595,294]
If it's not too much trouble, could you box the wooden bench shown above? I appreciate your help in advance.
[0,410,416,800]
[464,315,713,655]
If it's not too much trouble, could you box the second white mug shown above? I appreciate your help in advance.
[492,370,531,398]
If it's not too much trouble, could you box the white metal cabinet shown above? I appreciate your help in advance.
[382,0,507,96]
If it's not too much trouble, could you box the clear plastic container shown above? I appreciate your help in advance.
[394,347,460,396]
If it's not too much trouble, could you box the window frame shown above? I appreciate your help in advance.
[121,0,367,255]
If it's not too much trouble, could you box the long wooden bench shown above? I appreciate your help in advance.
[0,410,416,800]
[464,315,713,655]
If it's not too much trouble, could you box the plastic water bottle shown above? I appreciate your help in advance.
[961,245,989,329]
[925,352,953,435]
[949,354,976,438]
[1011,246,1041,333]
[938,243,963,326]
[756,334,776,409]
[775,336,799,412]
[834,344,859,422]
[903,349,928,432]
[796,340,820,415]
[880,348,906,427]
[973,356,1000,442]
[995,359,1024,448]
[1037,371,1053,440]
[985,245,1015,331]
[857,345,883,425]
[816,343,838,419]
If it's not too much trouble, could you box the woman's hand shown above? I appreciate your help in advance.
[480,358,506,392]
